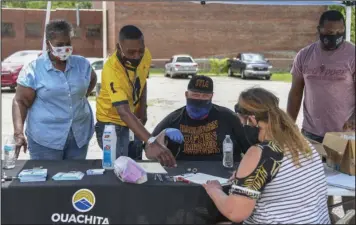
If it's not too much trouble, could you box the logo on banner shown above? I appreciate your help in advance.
[72,189,96,213]
[51,188,109,224]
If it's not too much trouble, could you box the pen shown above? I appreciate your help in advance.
[176,176,191,184]
[2,176,17,182]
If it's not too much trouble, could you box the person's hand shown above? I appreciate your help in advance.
[165,128,184,144]
[202,180,223,194]
[14,133,27,158]
[237,114,257,127]
[236,113,247,125]
[145,142,177,167]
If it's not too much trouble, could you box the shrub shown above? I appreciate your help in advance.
[209,58,229,75]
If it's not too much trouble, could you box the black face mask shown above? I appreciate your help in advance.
[123,57,142,68]
[117,49,143,68]
[243,124,260,146]
[234,104,260,145]
[319,33,344,50]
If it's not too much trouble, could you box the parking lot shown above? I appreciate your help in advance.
[1,75,303,159]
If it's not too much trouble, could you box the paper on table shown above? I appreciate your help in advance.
[327,173,355,191]
[176,173,230,186]
[137,162,168,174]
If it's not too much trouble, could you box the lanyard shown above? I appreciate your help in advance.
[123,67,139,106]
[117,54,140,105]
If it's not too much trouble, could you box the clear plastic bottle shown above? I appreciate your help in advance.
[102,125,117,170]
[223,135,234,168]
[3,136,16,169]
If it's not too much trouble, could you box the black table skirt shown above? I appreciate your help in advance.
[2,160,237,224]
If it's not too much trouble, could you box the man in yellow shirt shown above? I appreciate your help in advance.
[95,25,176,167]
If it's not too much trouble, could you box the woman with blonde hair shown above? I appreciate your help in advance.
[203,87,330,224]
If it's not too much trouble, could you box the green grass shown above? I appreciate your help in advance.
[150,68,165,74]
[270,72,292,82]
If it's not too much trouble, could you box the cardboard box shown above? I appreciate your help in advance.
[306,137,327,158]
[322,132,355,176]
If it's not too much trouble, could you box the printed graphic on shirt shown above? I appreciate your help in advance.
[304,64,348,81]
[110,82,117,93]
[230,141,283,200]
[180,120,220,155]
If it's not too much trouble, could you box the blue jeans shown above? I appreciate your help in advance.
[95,121,143,160]
[301,129,324,143]
[301,129,326,163]
[28,129,88,160]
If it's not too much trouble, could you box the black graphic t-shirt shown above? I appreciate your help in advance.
[152,104,259,162]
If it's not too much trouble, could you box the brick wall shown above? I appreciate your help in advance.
[1,8,103,60]
[2,3,327,71]
[104,2,326,70]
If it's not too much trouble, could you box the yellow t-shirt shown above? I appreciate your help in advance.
[96,48,151,126]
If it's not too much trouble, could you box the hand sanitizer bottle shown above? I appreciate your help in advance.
[102,125,117,170]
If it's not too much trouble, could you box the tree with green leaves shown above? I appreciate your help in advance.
[2,1,92,9]
[328,4,355,43]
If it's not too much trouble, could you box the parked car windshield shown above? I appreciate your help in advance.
[242,54,265,62]
[3,51,41,63]
[176,57,193,63]
[91,61,104,70]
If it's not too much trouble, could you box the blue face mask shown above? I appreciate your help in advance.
[186,98,212,120]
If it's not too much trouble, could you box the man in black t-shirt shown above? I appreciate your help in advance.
[150,75,258,162]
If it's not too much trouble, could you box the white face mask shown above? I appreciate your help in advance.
[49,41,73,61]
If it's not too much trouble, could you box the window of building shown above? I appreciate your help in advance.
[86,24,101,39]
[73,27,82,38]
[25,23,41,38]
[1,22,15,37]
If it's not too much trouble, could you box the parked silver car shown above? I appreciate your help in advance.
[164,55,198,78]
[87,57,104,95]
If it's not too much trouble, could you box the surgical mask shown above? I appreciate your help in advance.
[49,41,73,61]
[319,33,344,50]
[186,98,212,120]
[118,43,143,68]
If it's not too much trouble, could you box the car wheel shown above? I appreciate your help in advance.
[164,70,169,77]
[191,74,196,78]
[10,86,16,91]
[265,76,271,80]
[241,70,247,79]
[169,68,174,78]
[228,68,233,77]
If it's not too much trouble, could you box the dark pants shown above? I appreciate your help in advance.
[301,129,324,143]
[95,121,143,160]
